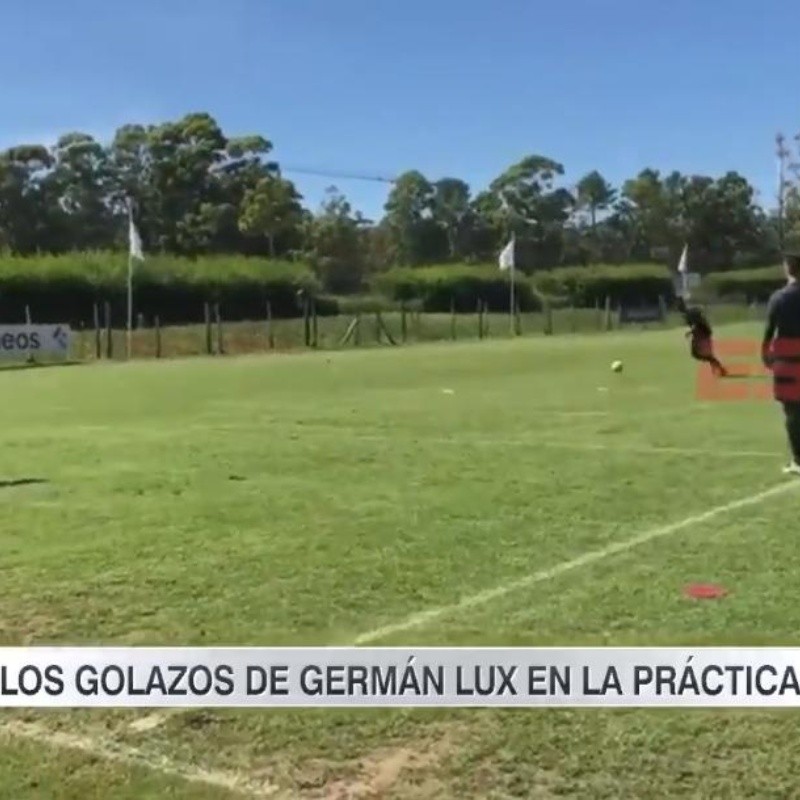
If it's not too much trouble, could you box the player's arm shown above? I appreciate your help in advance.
[761,297,778,369]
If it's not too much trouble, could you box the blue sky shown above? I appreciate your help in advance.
[2,0,796,219]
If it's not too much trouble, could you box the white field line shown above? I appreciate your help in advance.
[131,477,798,740]
[15,420,788,778]
[349,433,777,460]
[0,720,276,797]
[120,408,776,741]
[445,438,778,460]
[354,479,800,644]
[532,441,777,459]
[122,411,714,736]
[0,390,751,771]
[8,483,797,789]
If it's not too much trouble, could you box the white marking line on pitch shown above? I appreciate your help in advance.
[354,434,776,460]
[354,480,800,644]
[529,441,777,459]
[129,436,778,733]
[0,720,274,798]
[50,484,800,780]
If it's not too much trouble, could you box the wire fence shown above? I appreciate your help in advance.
[53,300,766,363]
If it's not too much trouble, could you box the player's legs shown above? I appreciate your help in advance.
[781,402,800,471]
[691,337,727,376]
[775,354,800,471]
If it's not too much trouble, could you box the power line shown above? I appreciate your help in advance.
[211,157,397,185]
[279,165,397,184]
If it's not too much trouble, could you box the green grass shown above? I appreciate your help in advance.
[1,317,799,798]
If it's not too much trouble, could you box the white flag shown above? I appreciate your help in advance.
[499,236,515,271]
[676,243,691,298]
[677,243,688,274]
[128,205,144,261]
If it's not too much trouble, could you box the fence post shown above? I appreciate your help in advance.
[266,300,274,349]
[545,302,553,335]
[24,305,34,363]
[104,301,113,359]
[215,303,224,355]
[311,298,318,348]
[204,302,213,355]
[93,303,101,359]
[155,316,162,359]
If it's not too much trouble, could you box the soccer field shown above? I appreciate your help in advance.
[2,321,800,799]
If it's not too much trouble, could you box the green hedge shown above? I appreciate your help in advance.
[375,265,542,312]
[0,253,337,325]
[703,266,784,301]
[376,263,675,310]
[532,264,674,306]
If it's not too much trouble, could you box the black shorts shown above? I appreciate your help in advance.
[773,361,800,403]
[690,336,714,359]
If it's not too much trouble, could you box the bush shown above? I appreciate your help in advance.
[532,264,674,306]
[375,265,542,312]
[0,252,337,326]
[703,265,784,302]
[330,294,402,314]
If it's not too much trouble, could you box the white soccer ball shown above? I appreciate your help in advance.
[611,360,623,373]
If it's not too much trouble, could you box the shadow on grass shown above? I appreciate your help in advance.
[0,478,48,489]
[0,360,83,372]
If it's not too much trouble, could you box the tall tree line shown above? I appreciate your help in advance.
[0,112,789,293]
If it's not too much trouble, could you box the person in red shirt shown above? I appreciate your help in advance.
[676,297,727,376]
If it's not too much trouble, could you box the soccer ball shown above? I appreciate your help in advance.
[611,360,623,373]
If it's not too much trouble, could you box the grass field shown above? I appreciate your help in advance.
[2,318,800,798]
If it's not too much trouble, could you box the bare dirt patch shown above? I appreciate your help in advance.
[300,728,457,800]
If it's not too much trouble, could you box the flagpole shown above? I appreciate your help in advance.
[126,251,133,359]
[509,234,516,334]
[777,133,788,253]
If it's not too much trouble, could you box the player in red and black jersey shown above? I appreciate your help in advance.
[676,297,727,376]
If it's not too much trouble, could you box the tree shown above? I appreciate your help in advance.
[784,185,800,252]
[383,170,437,265]
[0,144,54,253]
[487,155,574,268]
[145,113,227,254]
[50,132,114,250]
[0,110,782,271]
[621,168,686,261]
[576,170,616,231]
[431,178,471,260]
[681,171,763,269]
[305,187,367,293]
[210,135,273,253]
[238,175,304,257]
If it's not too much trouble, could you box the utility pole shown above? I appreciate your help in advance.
[777,133,790,252]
